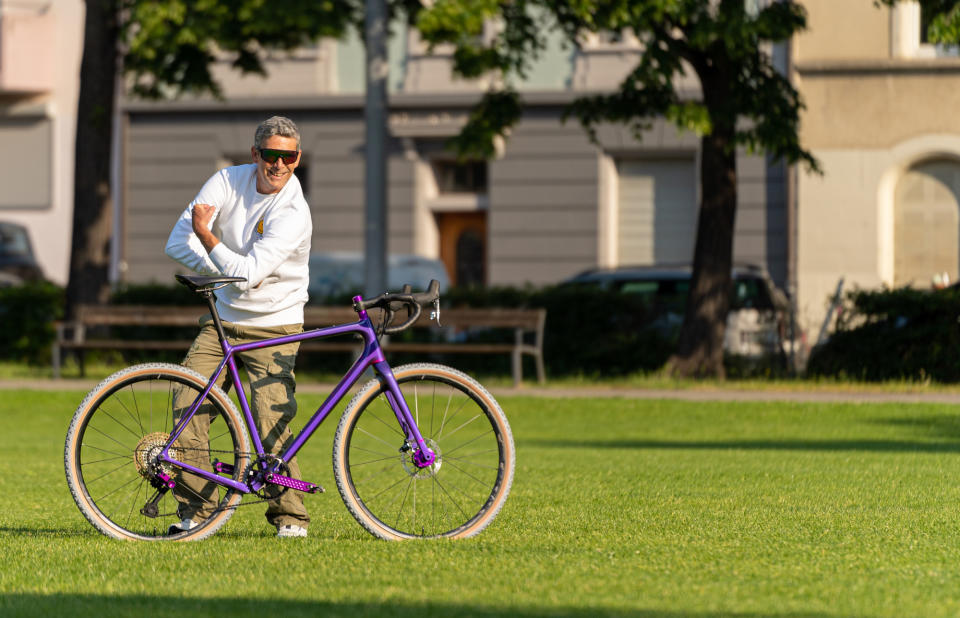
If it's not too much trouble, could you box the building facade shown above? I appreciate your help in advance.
[0,0,83,285]
[794,0,960,335]
[117,19,788,300]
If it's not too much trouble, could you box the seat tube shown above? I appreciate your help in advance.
[373,360,435,467]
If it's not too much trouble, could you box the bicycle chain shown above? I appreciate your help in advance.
[146,447,280,517]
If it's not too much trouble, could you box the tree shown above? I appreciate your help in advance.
[67,0,121,311]
[66,0,367,315]
[416,0,820,378]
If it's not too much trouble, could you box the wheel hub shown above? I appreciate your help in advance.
[400,439,441,479]
[134,432,178,478]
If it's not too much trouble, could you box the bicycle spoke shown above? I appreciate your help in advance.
[355,425,401,451]
[441,458,495,488]
[366,406,406,439]
[437,413,481,442]
[83,458,134,485]
[440,426,491,457]
[431,475,469,519]
[350,454,400,467]
[336,366,513,539]
[67,366,250,541]
[81,441,132,461]
[394,476,415,529]
[442,453,500,471]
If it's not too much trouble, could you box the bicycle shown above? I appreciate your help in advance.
[64,274,515,541]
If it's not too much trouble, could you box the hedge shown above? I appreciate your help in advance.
[806,286,960,382]
[7,278,787,378]
[0,281,64,364]
[104,281,676,377]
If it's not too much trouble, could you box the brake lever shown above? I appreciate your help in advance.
[430,298,442,327]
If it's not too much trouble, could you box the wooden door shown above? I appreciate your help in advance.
[436,212,487,287]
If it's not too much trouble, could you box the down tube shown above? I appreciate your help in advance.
[278,345,384,462]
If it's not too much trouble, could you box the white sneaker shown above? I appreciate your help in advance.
[167,518,198,535]
[276,524,308,538]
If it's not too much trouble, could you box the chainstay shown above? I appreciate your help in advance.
[147,448,276,517]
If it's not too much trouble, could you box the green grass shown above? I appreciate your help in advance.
[9,358,960,395]
[5,389,960,616]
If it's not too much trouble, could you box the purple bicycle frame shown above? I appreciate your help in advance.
[157,297,435,494]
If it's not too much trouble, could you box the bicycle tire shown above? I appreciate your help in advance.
[64,363,250,541]
[333,363,515,540]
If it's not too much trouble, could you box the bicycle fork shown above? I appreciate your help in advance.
[374,361,436,468]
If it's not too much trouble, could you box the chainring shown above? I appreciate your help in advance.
[244,456,291,500]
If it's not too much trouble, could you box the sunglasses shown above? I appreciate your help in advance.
[257,148,299,165]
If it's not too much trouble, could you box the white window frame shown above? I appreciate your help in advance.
[892,1,959,59]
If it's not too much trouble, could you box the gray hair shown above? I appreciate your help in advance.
[254,116,301,150]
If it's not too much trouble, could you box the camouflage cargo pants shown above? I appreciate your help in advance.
[172,317,310,529]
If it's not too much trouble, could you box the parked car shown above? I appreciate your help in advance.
[562,263,789,358]
[0,221,45,284]
[307,252,450,302]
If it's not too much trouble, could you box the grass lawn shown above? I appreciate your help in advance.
[3,387,960,616]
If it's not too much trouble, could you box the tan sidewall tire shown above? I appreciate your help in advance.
[64,363,250,541]
[332,363,515,540]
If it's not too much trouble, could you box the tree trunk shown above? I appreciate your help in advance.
[66,0,119,317]
[666,127,738,378]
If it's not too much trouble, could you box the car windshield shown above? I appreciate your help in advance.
[0,224,32,259]
[606,275,774,310]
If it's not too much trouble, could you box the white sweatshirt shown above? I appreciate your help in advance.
[165,164,312,327]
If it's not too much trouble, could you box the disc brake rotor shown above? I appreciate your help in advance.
[400,439,442,479]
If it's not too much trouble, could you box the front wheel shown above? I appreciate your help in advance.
[333,363,515,540]
[64,363,251,541]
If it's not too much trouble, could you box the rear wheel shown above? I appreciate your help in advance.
[64,363,250,541]
[333,363,515,539]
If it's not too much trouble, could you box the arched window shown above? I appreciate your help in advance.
[893,159,960,287]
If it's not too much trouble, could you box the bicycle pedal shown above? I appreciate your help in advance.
[267,473,324,494]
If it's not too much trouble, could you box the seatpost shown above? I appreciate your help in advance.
[202,290,230,344]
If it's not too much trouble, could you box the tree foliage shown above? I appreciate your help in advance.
[68,0,381,314]
[417,0,817,377]
[122,0,359,99]
[417,0,818,172]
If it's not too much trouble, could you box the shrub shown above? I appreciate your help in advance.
[0,281,64,364]
[806,286,960,382]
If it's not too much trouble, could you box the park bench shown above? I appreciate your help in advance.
[53,304,546,385]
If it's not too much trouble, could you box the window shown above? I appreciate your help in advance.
[0,117,51,209]
[580,28,639,50]
[892,2,958,58]
[432,160,487,194]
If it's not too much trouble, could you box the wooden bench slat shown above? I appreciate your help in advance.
[54,303,547,385]
[385,343,516,354]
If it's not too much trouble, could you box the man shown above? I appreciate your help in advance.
[165,116,312,538]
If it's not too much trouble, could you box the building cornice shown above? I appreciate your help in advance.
[121,90,590,113]
[120,88,700,114]
[795,58,960,76]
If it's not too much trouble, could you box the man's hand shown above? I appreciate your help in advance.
[191,203,220,253]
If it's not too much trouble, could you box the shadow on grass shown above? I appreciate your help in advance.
[0,594,836,618]
[0,526,94,537]
[0,526,285,540]
[527,414,960,453]
[873,414,960,440]
[526,438,960,453]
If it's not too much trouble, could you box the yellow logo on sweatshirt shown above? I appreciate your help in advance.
[256,218,264,238]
